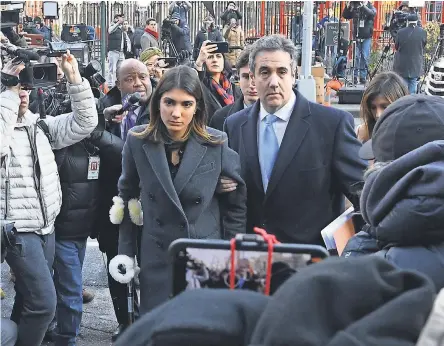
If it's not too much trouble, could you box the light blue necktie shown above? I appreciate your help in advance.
[260,114,279,191]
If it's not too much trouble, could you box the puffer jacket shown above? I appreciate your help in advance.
[54,129,124,240]
[0,79,98,234]
[342,141,444,291]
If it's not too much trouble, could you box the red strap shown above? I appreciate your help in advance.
[229,238,237,290]
[229,228,280,295]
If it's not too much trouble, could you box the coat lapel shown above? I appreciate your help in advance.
[232,96,245,114]
[265,90,311,201]
[241,102,263,191]
[173,134,207,196]
[142,141,183,213]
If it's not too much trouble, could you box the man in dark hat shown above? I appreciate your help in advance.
[393,13,427,94]
[343,94,444,292]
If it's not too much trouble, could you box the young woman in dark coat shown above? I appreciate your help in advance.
[194,40,236,125]
[108,65,246,314]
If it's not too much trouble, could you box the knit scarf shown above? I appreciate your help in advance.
[145,28,159,40]
[210,74,234,106]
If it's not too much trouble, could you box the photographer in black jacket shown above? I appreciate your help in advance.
[342,1,376,84]
[165,13,192,59]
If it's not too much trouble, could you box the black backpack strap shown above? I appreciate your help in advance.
[37,119,53,144]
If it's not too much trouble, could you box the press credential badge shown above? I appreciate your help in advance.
[87,156,100,180]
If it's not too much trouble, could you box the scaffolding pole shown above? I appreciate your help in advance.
[297,1,316,102]
[100,1,106,77]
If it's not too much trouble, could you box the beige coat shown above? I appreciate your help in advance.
[224,25,244,67]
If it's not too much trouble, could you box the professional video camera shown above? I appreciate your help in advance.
[349,1,364,11]
[78,59,105,89]
[0,40,70,89]
[40,59,105,116]
[1,222,17,263]
[385,10,410,36]
[161,17,176,40]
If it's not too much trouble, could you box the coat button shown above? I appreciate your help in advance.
[195,197,202,204]
[155,241,163,249]
[155,218,162,226]
[179,223,186,230]
[148,193,155,201]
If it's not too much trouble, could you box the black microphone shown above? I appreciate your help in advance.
[116,92,141,115]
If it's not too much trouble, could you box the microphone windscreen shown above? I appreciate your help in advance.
[128,92,141,104]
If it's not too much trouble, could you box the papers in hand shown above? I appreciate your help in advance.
[321,206,355,255]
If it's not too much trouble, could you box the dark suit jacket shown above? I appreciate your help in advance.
[118,126,246,313]
[224,90,367,245]
[393,25,427,78]
[209,95,245,131]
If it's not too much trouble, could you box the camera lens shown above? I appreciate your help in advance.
[33,66,46,80]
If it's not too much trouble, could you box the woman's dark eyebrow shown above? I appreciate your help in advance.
[163,97,195,103]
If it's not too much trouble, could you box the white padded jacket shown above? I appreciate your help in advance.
[0,79,98,234]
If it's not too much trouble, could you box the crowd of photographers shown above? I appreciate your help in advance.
[0,1,441,345]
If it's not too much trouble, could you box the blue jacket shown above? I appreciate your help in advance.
[343,141,444,291]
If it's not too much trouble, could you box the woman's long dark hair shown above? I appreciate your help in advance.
[131,65,222,145]
[203,53,233,82]
[360,72,408,142]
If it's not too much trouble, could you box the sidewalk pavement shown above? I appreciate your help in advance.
[1,239,117,346]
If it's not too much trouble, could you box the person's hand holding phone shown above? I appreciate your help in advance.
[61,50,82,84]
[196,40,218,70]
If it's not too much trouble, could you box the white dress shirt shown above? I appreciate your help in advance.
[257,91,297,148]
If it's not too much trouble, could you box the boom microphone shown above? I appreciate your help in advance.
[1,44,40,62]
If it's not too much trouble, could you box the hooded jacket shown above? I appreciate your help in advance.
[114,256,435,346]
[343,141,444,291]
[249,256,435,346]
[0,79,98,234]
[416,288,444,346]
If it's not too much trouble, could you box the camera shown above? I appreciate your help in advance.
[349,1,363,11]
[78,59,105,99]
[1,222,17,263]
[1,43,58,89]
[385,10,410,37]
[19,62,58,89]
[161,17,176,40]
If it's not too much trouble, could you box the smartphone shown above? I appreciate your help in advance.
[157,57,178,68]
[212,41,229,54]
[169,238,329,296]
